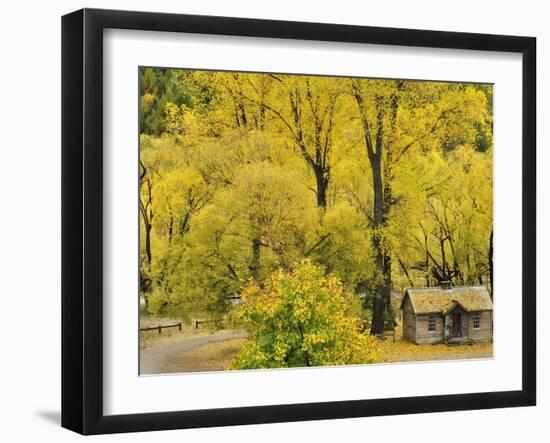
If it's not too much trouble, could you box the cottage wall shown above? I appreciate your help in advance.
[467,310,493,342]
[402,297,416,342]
[415,313,445,344]
[462,311,469,338]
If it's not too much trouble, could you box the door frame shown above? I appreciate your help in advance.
[451,312,462,338]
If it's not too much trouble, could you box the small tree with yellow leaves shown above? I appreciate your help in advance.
[231,260,379,369]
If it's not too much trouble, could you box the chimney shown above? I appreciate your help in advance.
[441,280,452,290]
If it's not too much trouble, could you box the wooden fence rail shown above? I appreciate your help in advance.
[194,319,214,330]
[140,322,182,334]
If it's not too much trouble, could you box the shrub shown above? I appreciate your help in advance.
[231,260,379,369]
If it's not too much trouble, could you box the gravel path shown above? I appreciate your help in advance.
[140,330,248,375]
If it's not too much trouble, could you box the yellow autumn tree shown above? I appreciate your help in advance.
[138,67,494,336]
[231,260,379,369]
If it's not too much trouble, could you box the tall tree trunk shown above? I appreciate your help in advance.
[381,94,396,327]
[383,253,393,325]
[168,215,174,244]
[238,102,247,127]
[352,83,395,336]
[145,221,152,267]
[370,153,387,335]
[368,160,394,334]
[249,236,261,280]
[289,87,333,209]
[424,232,430,286]
[371,243,386,335]
[313,164,329,208]
[139,162,154,303]
[140,220,153,303]
[360,86,402,335]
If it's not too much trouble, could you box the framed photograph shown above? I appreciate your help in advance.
[61,8,536,435]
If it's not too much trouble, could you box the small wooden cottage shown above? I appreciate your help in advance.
[400,284,493,344]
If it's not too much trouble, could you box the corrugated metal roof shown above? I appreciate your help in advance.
[402,286,493,314]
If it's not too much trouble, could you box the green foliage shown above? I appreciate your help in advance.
[231,260,379,369]
[140,68,210,136]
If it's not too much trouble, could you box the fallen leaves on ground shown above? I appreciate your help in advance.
[377,327,493,363]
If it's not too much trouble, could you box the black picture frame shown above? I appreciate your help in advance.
[61,8,536,435]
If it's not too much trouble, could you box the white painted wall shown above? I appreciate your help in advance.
[0,1,545,442]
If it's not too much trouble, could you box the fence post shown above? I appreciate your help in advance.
[158,325,162,334]
[178,323,182,331]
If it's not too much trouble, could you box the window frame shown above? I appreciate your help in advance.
[472,312,481,329]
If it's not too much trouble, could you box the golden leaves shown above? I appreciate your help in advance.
[231,260,379,369]
[139,68,493,347]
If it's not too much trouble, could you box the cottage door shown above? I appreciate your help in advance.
[451,313,462,338]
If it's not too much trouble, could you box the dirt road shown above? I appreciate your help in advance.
[140,330,248,375]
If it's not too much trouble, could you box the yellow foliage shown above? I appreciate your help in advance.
[231,260,379,369]
[138,68,493,346]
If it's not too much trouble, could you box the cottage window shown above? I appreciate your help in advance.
[428,315,436,332]
[472,312,481,329]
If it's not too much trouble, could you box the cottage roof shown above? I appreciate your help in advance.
[401,285,493,314]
